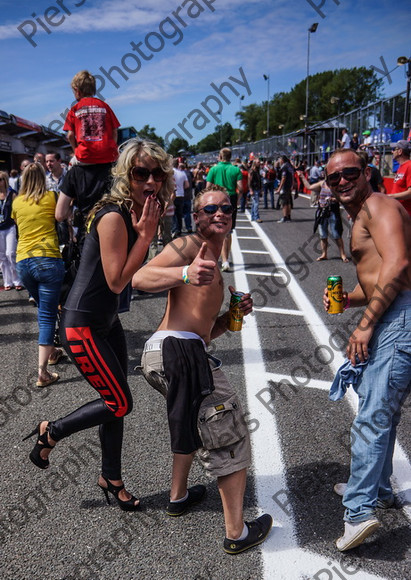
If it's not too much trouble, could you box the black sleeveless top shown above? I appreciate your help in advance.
[65,203,136,317]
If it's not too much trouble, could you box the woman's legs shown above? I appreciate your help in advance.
[0,228,13,287]
[5,226,22,287]
[251,190,260,220]
[35,258,65,382]
[50,313,133,486]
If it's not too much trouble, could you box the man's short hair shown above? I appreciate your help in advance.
[326,148,367,172]
[71,70,96,97]
[46,152,61,161]
[193,183,229,212]
[393,140,411,158]
[219,148,232,162]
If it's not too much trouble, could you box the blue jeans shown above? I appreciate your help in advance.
[183,198,192,232]
[343,292,411,522]
[250,189,261,220]
[263,181,275,208]
[17,257,65,345]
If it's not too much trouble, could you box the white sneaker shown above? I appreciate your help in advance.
[333,483,395,508]
[336,518,380,551]
[221,261,230,272]
[333,483,347,497]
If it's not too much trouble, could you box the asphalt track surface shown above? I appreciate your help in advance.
[1,194,410,580]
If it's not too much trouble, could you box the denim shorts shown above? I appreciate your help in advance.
[318,210,341,240]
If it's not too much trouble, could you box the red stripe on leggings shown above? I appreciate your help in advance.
[65,326,128,417]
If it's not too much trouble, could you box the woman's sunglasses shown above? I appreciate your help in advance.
[131,166,167,182]
[197,204,233,215]
[326,167,362,187]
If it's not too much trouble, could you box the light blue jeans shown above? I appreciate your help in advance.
[250,189,261,221]
[17,257,65,345]
[343,291,411,522]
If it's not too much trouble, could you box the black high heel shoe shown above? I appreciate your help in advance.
[98,475,141,511]
[22,422,54,469]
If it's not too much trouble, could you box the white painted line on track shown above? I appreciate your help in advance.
[265,372,332,392]
[237,236,261,240]
[243,270,284,278]
[241,249,270,255]
[254,306,303,316]
[231,219,401,579]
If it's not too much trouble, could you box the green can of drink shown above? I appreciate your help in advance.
[228,291,245,331]
[327,276,343,315]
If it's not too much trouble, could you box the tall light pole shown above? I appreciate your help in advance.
[263,74,270,137]
[238,94,245,131]
[397,56,411,139]
[305,22,318,156]
[218,111,223,148]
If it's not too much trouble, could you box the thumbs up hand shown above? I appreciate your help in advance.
[186,243,216,286]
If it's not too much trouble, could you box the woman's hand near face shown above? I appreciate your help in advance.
[132,194,161,242]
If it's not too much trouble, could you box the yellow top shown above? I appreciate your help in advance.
[12,190,61,262]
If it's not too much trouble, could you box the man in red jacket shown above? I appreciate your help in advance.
[388,140,411,216]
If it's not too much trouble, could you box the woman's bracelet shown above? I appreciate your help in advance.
[182,265,190,285]
[344,296,351,310]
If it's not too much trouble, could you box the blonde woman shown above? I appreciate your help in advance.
[0,170,23,290]
[11,163,65,386]
[24,139,173,511]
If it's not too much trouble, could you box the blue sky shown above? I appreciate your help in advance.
[1,0,410,147]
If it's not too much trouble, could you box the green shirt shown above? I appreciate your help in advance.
[206,162,242,196]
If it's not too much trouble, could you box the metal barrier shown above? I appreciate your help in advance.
[192,90,408,174]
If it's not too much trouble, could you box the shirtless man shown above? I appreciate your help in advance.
[323,149,411,551]
[133,185,272,554]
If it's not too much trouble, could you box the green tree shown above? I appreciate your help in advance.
[197,133,220,153]
[235,103,263,141]
[167,137,190,157]
[232,67,384,139]
[196,122,235,153]
[137,124,165,147]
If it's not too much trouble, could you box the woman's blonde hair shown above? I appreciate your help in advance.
[0,170,9,190]
[19,162,47,203]
[88,139,174,224]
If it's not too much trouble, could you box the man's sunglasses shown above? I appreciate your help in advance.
[197,204,233,215]
[131,166,167,182]
[326,167,362,187]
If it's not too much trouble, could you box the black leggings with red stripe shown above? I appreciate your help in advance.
[48,309,132,480]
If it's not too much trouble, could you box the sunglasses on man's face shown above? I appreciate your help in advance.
[197,204,233,215]
[326,166,363,187]
[131,166,167,182]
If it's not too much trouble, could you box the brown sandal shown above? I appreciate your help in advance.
[36,372,59,388]
[48,348,64,365]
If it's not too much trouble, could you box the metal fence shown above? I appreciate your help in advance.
[192,90,408,175]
